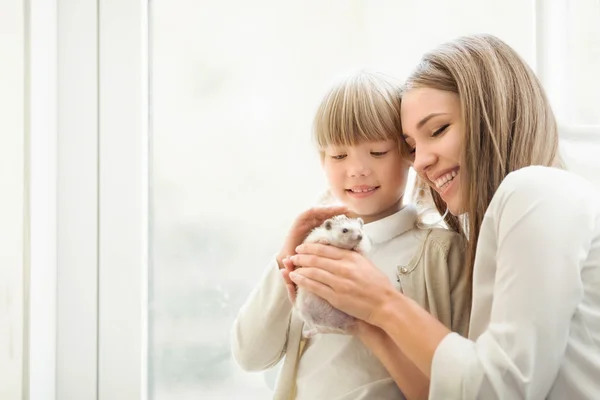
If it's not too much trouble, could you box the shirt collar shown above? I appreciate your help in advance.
[362,205,418,244]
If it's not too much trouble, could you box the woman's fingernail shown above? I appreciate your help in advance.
[289,271,301,281]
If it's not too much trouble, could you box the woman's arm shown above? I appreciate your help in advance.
[355,321,431,400]
[372,291,449,378]
[288,249,449,377]
[290,167,598,399]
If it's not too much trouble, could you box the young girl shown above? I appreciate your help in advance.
[288,34,600,399]
[231,70,471,400]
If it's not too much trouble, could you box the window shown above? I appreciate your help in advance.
[564,0,600,125]
[535,0,600,188]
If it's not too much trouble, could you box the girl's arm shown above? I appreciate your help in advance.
[230,258,294,371]
[231,205,348,371]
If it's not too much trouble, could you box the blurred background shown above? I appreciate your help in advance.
[149,1,600,398]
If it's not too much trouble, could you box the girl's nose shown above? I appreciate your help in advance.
[348,159,371,177]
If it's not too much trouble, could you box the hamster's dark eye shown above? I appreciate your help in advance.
[342,228,348,233]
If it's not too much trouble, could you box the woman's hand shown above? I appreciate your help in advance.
[276,205,348,270]
[288,243,396,324]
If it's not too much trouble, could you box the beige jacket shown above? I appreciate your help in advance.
[231,208,470,399]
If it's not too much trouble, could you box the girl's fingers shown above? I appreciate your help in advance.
[307,206,348,224]
[286,283,297,303]
[281,258,295,286]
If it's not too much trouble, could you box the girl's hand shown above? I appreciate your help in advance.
[288,243,395,324]
[276,205,348,270]
[280,257,298,304]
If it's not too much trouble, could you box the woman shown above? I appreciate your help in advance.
[285,34,600,399]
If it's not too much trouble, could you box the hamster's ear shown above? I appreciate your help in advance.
[324,220,332,230]
[357,218,364,227]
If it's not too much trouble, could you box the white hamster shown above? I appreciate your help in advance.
[294,215,371,338]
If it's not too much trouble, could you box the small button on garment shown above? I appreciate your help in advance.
[396,274,403,292]
[396,266,408,288]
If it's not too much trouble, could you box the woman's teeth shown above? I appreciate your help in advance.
[435,170,457,189]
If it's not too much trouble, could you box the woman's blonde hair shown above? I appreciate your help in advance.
[313,70,403,152]
[400,34,562,287]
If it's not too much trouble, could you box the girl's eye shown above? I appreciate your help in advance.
[331,154,347,160]
[370,151,388,157]
[432,124,450,137]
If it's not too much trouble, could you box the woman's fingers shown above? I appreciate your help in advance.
[289,253,346,275]
[289,269,337,303]
[294,243,348,261]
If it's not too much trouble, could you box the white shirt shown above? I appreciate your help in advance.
[430,166,600,399]
[232,206,427,399]
[295,206,421,400]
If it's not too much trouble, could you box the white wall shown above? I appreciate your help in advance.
[363,0,535,78]
[0,1,26,399]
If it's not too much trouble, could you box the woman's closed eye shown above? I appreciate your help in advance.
[432,124,450,137]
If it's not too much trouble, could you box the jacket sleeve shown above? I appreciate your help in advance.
[445,232,471,338]
[230,257,294,372]
[419,229,471,338]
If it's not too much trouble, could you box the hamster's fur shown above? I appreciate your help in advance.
[295,215,370,338]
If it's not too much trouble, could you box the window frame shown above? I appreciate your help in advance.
[97,0,149,398]
[0,0,27,398]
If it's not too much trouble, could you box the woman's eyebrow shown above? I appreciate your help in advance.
[417,112,449,129]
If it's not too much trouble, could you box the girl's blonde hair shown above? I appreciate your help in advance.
[312,70,405,206]
[400,34,562,288]
[313,70,403,152]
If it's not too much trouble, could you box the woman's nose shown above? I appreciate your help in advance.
[412,148,436,175]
